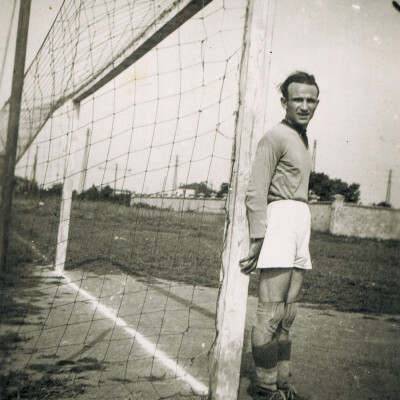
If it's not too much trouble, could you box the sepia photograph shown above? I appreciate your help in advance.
[0,0,398,399]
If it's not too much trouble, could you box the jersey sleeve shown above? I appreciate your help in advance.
[245,134,281,238]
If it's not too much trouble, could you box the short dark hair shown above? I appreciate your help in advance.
[279,71,319,99]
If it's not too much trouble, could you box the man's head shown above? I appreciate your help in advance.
[280,71,319,129]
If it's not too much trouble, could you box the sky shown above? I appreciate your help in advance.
[265,0,400,207]
[0,0,399,207]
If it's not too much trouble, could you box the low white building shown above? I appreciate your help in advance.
[172,188,196,198]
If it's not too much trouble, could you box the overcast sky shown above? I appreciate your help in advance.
[0,0,399,207]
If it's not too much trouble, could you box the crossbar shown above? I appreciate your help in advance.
[73,0,213,103]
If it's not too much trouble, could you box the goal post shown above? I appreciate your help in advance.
[210,0,276,398]
[53,0,214,274]
[0,0,215,167]
[72,0,214,103]
[0,0,32,272]
[4,0,278,397]
[54,100,80,274]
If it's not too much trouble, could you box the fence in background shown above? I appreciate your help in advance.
[131,194,400,240]
[313,195,400,241]
[130,195,226,214]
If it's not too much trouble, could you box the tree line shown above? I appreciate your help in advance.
[13,172,392,207]
[13,178,130,205]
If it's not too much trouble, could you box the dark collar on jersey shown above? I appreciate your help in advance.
[281,119,309,149]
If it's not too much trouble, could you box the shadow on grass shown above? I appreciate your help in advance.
[15,198,400,315]
[0,372,87,400]
[0,240,46,359]
[68,218,399,315]
[0,239,99,399]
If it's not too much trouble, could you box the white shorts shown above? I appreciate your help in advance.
[257,200,312,270]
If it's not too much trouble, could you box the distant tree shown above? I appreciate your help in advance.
[99,185,113,200]
[83,185,100,201]
[44,182,63,197]
[217,182,229,198]
[309,172,360,203]
[77,184,129,202]
[14,176,32,196]
[377,201,392,208]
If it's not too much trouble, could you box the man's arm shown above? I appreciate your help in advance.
[240,134,281,274]
[245,134,280,238]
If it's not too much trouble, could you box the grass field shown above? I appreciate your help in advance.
[2,197,399,400]
[10,197,400,314]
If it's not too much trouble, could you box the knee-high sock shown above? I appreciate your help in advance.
[252,302,285,390]
[277,340,291,388]
[252,330,278,390]
[277,303,297,388]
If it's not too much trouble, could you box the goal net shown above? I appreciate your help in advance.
[5,0,249,398]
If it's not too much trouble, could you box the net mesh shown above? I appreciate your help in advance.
[4,0,248,398]
[0,0,215,162]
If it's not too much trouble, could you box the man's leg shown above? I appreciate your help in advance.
[252,268,293,393]
[276,268,304,395]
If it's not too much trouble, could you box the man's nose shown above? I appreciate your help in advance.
[300,100,309,111]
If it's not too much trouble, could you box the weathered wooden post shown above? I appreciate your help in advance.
[0,0,32,273]
[209,0,276,398]
[54,101,81,274]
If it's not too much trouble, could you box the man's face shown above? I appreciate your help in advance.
[281,82,319,128]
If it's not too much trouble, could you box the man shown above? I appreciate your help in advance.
[239,71,319,400]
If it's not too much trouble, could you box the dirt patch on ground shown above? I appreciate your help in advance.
[240,299,400,400]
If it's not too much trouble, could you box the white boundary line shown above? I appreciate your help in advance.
[58,271,209,395]
[15,234,209,395]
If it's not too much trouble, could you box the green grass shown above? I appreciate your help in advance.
[10,198,400,314]
[305,232,400,313]
[0,224,101,400]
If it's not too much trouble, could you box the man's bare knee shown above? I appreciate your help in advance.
[252,301,285,346]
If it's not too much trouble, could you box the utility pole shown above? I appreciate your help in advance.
[162,175,167,194]
[56,141,63,181]
[312,139,317,172]
[30,146,38,192]
[114,163,118,192]
[0,0,32,273]
[24,144,31,180]
[172,155,178,191]
[98,163,131,193]
[386,169,392,204]
[79,128,91,193]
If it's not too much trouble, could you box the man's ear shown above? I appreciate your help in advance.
[281,96,287,110]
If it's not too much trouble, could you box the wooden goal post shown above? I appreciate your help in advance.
[209,0,276,398]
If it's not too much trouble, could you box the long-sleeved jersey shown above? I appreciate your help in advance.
[245,121,312,238]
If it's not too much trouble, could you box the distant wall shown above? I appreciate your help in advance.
[329,196,400,240]
[130,196,226,214]
[309,202,331,232]
[310,195,400,240]
[131,195,400,240]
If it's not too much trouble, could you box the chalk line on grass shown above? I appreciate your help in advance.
[58,271,209,395]
[15,233,209,395]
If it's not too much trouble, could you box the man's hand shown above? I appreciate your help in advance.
[239,239,264,274]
